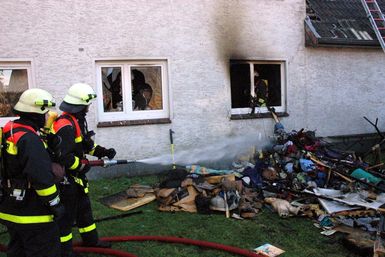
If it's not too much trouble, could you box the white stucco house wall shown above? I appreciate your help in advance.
[0,0,384,171]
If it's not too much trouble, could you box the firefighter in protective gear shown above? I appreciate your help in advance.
[0,88,64,257]
[51,83,116,257]
[253,70,268,107]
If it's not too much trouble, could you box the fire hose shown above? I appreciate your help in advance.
[76,235,264,257]
[0,235,264,257]
[88,159,136,167]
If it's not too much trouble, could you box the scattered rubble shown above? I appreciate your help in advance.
[101,109,385,256]
[152,110,385,256]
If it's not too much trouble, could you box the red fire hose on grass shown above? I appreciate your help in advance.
[74,246,137,257]
[74,235,264,257]
[1,235,264,257]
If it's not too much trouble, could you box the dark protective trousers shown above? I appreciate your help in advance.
[58,181,98,257]
[7,223,60,257]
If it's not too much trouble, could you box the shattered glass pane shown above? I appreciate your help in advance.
[131,66,162,111]
[101,67,123,112]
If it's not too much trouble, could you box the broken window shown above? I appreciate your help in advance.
[0,62,31,118]
[101,67,123,112]
[96,60,169,123]
[131,66,162,112]
[230,60,286,115]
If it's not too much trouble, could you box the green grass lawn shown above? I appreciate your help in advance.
[0,175,361,257]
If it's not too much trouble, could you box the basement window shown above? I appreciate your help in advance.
[0,62,31,120]
[95,60,170,126]
[230,60,287,118]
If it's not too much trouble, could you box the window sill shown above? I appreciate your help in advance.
[230,112,289,120]
[97,118,171,128]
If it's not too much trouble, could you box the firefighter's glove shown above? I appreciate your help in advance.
[49,200,65,221]
[78,159,91,174]
[94,146,116,160]
[105,148,116,159]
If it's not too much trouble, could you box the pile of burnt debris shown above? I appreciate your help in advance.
[154,111,385,256]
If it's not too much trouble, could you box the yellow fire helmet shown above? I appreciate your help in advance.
[14,88,56,114]
[60,83,97,113]
[63,83,97,106]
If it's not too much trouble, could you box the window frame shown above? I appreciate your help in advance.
[95,59,170,123]
[230,59,287,116]
[0,60,34,125]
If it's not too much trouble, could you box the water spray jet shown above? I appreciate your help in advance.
[136,133,268,168]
